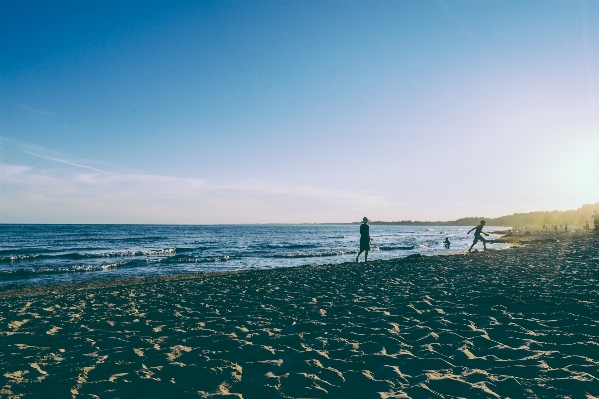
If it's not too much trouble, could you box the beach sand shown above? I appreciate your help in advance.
[1,234,598,398]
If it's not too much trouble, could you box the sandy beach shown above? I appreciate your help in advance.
[1,233,598,398]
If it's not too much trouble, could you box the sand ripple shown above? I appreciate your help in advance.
[1,235,598,398]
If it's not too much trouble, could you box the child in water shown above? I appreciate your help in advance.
[467,220,489,252]
[443,237,450,249]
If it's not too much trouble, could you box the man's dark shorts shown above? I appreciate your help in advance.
[473,234,486,244]
[360,237,370,251]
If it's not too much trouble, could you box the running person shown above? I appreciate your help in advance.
[356,217,370,262]
[467,220,489,252]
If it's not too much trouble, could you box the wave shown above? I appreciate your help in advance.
[254,243,316,250]
[0,260,136,279]
[0,248,67,256]
[271,245,417,258]
[0,252,233,279]
[163,255,230,263]
[272,250,358,259]
[0,247,199,263]
[50,236,170,243]
[378,246,416,251]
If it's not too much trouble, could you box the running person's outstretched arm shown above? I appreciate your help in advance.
[467,227,475,234]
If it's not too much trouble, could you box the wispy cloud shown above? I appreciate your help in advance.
[42,120,83,133]
[1,138,400,223]
[1,161,398,223]
[1,99,83,133]
[0,164,33,178]
[0,98,52,116]
[438,0,498,66]
[24,151,107,173]
[0,163,59,186]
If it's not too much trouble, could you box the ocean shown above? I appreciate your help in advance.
[0,224,510,287]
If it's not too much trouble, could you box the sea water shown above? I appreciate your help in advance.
[0,224,510,287]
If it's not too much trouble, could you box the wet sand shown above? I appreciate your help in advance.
[1,234,598,398]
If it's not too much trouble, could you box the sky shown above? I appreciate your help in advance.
[1,0,598,224]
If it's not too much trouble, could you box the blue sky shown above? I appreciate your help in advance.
[1,0,598,223]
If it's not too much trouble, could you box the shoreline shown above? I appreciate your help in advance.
[0,252,459,300]
[0,225,511,289]
[1,233,597,398]
[0,228,574,299]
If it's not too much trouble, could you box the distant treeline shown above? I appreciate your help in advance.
[365,202,599,227]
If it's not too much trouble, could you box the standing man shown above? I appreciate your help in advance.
[594,211,599,235]
[467,220,489,252]
[356,217,370,262]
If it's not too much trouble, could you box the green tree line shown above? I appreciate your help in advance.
[369,202,599,227]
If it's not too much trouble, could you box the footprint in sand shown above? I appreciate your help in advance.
[4,370,29,383]
[30,363,48,377]
[8,320,29,330]
[46,326,61,335]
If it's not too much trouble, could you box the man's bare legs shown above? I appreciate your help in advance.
[356,250,369,262]
[468,239,487,252]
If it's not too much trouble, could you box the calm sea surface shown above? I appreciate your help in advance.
[0,224,509,287]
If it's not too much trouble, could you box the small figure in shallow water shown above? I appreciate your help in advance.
[443,237,450,249]
[467,220,489,252]
[356,217,370,262]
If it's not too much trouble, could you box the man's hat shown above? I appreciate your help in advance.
[481,220,486,224]
[362,217,369,223]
